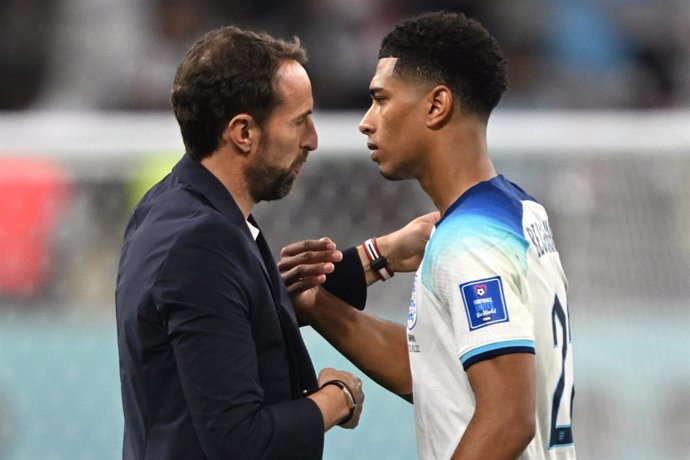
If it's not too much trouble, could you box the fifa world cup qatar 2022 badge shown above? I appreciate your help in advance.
[460,276,509,330]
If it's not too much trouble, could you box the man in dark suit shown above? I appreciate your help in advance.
[116,26,434,460]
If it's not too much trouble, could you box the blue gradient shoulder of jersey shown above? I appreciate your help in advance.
[421,176,532,284]
[438,175,538,231]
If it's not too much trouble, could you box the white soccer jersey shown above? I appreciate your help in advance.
[407,176,575,459]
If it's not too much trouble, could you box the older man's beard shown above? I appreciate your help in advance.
[246,151,308,203]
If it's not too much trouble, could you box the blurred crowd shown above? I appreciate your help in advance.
[1,0,689,112]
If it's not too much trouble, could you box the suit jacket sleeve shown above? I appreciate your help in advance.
[151,220,324,460]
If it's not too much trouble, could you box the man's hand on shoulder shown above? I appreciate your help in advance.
[369,211,440,275]
[278,237,342,319]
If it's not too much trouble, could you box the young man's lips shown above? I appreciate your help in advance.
[367,142,379,160]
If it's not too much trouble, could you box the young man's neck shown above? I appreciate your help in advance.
[418,121,496,216]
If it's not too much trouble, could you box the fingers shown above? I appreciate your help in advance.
[280,237,336,258]
[317,368,365,429]
[401,211,441,234]
[278,238,343,294]
[421,210,441,225]
[339,374,364,429]
[282,259,334,281]
[285,274,326,294]
[278,239,342,273]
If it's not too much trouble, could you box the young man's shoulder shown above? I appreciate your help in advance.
[428,177,533,263]
[441,177,530,233]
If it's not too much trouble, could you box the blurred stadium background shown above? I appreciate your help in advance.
[0,1,689,459]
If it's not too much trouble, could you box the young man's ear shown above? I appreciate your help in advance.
[222,114,258,154]
[426,85,454,129]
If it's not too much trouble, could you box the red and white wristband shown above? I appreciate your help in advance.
[362,238,394,281]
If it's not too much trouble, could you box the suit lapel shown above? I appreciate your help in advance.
[252,222,298,326]
[172,155,277,300]
[254,226,317,393]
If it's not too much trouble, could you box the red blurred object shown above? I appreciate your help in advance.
[0,156,71,298]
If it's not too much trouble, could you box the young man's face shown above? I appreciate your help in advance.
[246,60,317,202]
[359,57,430,181]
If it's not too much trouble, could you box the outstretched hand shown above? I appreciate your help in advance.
[380,211,440,273]
[278,211,438,317]
[278,237,342,317]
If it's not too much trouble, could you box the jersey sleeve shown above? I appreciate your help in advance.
[422,213,535,371]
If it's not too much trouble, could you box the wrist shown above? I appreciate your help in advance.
[299,295,320,326]
[321,379,357,426]
[361,237,394,282]
[373,234,396,273]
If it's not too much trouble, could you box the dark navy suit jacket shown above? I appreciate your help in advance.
[116,154,365,460]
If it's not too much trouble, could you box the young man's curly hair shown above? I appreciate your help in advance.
[379,11,508,120]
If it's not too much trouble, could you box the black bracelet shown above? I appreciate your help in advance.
[321,379,357,426]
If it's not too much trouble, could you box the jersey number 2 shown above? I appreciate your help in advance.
[550,296,574,447]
